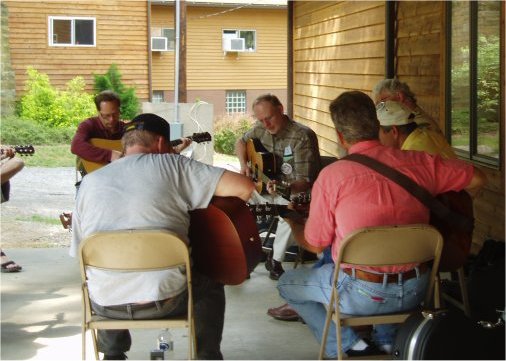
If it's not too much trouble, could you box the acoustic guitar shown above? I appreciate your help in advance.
[246,138,290,199]
[189,196,263,285]
[1,145,35,156]
[80,132,212,174]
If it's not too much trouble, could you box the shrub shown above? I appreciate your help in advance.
[19,66,95,128]
[214,114,255,155]
[0,116,75,145]
[94,64,140,120]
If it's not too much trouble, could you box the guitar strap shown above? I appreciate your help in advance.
[344,153,473,233]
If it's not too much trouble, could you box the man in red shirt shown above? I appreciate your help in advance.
[276,91,487,358]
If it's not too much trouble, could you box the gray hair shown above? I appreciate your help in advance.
[252,93,283,110]
[372,78,417,104]
[329,91,379,144]
[122,129,159,149]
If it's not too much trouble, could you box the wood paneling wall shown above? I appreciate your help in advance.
[293,1,384,156]
[6,0,149,100]
[151,5,287,92]
[292,1,505,250]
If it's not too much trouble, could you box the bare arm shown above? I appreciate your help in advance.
[214,170,254,201]
[465,166,488,198]
[235,138,250,177]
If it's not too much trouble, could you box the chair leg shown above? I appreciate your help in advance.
[82,326,86,360]
[319,290,335,360]
[91,329,99,360]
[457,267,471,317]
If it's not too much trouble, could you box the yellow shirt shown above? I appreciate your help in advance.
[401,126,457,159]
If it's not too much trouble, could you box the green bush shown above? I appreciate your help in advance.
[214,115,255,155]
[19,66,95,128]
[94,64,140,120]
[0,116,75,145]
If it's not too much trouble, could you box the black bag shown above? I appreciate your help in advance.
[392,309,505,360]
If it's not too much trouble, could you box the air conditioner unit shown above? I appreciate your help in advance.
[151,37,168,52]
[222,37,245,52]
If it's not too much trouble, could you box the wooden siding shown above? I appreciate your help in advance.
[293,1,384,156]
[151,5,287,92]
[6,0,149,100]
[292,1,505,250]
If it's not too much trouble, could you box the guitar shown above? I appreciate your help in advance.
[1,145,35,156]
[246,138,290,199]
[80,132,212,174]
[248,193,311,224]
[189,196,263,285]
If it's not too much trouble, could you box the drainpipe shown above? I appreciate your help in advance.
[147,0,153,102]
[174,0,180,123]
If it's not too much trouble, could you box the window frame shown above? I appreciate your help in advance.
[225,90,247,114]
[48,16,96,47]
[152,90,164,104]
[222,29,256,52]
[444,1,503,168]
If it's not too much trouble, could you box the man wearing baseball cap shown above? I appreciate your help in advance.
[70,113,254,360]
[376,100,456,159]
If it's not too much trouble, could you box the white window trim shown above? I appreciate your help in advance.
[222,29,256,52]
[48,16,96,47]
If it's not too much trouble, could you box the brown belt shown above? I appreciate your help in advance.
[342,262,429,284]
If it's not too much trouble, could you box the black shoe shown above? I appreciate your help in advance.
[103,353,127,360]
[269,259,285,280]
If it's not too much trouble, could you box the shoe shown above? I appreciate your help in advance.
[269,259,285,280]
[267,303,300,321]
[346,343,384,357]
[1,251,22,273]
[59,212,72,230]
[103,353,127,360]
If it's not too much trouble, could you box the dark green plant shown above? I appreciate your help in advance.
[214,115,254,155]
[93,64,140,120]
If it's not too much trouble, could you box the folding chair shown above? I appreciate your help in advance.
[319,224,443,360]
[79,229,196,360]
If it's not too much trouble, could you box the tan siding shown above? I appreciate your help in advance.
[151,5,287,91]
[293,1,384,155]
[6,0,149,100]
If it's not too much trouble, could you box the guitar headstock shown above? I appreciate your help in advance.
[190,132,212,144]
[14,145,35,156]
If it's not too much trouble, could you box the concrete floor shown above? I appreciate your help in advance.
[1,248,321,360]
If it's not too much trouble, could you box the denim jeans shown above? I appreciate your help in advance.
[91,270,225,360]
[277,263,429,358]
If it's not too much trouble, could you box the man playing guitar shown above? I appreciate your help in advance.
[235,94,321,280]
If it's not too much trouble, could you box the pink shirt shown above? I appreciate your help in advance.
[305,140,474,272]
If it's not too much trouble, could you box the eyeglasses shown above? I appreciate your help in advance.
[100,111,120,120]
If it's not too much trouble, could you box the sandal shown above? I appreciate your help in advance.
[1,251,22,273]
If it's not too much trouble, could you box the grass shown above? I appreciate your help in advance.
[15,214,62,225]
[19,144,76,167]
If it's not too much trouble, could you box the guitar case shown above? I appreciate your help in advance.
[392,309,505,360]
[189,196,263,286]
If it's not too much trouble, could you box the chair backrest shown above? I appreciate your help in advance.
[79,229,190,277]
[336,224,443,304]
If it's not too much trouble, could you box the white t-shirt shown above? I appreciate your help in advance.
[71,153,225,306]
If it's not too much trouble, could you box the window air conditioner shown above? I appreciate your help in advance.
[151,37,168,51]
[223,37,245,52]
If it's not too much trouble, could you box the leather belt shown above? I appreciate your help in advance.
[342,262,429,284]
[106,297,174,311]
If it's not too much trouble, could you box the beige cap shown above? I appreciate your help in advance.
[376,100,416,126]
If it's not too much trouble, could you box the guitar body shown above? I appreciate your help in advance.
[80,139,123,174]
[431,190,474,272]
[189,196,263,285]
[246,138,276,194]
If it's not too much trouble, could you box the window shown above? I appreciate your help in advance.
[226,91,246,114]
[446,1,502,166]
[49,16,95,46]
[151,27,175,51]
[152,91,164,104]
[223,29,256,51]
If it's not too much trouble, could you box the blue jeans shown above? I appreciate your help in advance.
[277,263,429,358]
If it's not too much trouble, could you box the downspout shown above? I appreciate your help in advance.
[174,0,180,123]
[385,0,396,78]
[147,0,153,102]
[287,0,293,118]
